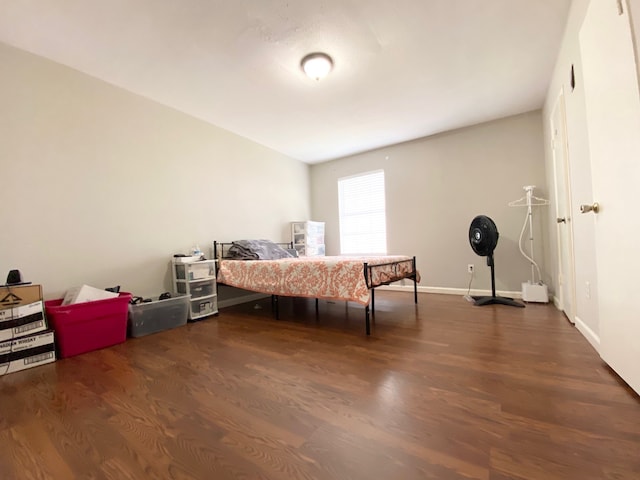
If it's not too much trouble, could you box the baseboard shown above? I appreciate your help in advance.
[217,293,269,309]
[550,296,578,326]
[378,284,523,299]
[548,299,600,353]
[574,315,601,353]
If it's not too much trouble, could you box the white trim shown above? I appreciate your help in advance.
[378,284,523,299]
[552,294,575,324]
[574,315,601,353]
[217,293,269,309]
[550,89,578,327]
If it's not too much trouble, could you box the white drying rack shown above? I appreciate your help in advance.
[508,185,549,284]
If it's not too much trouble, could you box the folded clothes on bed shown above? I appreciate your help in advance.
[227,239,294,260]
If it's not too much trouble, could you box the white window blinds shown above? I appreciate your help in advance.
[338,170,387,255]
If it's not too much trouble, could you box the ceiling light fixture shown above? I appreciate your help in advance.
[301,52,333,80]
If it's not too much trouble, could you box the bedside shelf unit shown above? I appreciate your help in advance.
[171,259,218,320]
[291,221,325,257]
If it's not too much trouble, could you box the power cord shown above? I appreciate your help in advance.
[464,269,474,302]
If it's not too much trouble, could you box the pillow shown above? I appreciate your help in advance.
[228,239,294,260]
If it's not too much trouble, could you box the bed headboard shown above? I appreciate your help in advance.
[213,241,294,260]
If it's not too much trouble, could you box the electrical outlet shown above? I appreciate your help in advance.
[467,264,474,274]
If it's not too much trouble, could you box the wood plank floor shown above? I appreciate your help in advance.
[0,291,638,480]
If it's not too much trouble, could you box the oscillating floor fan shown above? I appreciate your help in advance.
[469,215,524,308]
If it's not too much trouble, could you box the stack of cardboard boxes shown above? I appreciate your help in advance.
[0,284,56,376]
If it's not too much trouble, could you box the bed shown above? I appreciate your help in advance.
[213,240,420,335]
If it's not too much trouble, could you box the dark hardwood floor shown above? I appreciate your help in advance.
[1,291,638,479]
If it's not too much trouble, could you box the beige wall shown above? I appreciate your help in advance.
[310,111,550,294]
[0,42,310,300]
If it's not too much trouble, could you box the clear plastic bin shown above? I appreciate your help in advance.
[177,281,214,299]
[128,294,189,338]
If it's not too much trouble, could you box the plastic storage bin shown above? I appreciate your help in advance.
[174,262,215,281]
[171,259,218,320]
[128,294,189,338]
[45,293,132,358]
[176,281,214,299]
[190,296,217,319]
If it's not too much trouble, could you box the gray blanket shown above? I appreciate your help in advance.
[227,239,294,260]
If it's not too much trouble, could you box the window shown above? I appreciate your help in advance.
[338,170,387,255]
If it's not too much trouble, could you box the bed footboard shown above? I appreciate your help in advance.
[364,256,419,335]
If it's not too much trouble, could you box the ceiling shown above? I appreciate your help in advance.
[0,0,572,164]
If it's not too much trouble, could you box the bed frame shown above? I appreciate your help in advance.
[213,241,419,335]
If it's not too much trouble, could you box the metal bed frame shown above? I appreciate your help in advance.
[213,241,419,335]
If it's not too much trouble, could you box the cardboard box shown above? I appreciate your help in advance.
[0,284,42,310]
[0,330,56,376]
[0,285,48,342]
[0,300,48,342]
[62,285,119,306]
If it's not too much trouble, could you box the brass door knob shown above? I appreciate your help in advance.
[580,203,600,214]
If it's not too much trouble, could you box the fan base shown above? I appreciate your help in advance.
[472,295,525,308]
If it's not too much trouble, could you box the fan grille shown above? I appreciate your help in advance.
[469,215,499,257]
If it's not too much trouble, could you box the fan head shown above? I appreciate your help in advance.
[469,215,499,257]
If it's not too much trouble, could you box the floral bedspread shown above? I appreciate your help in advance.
[217,255,417,305]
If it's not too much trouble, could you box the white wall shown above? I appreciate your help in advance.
[0,42,310,300]
[310,111,550,294]
[542,0,600,341]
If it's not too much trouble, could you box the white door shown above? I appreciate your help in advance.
[550,90,576,323]
[579,0,640,394]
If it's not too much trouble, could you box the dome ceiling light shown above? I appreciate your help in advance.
[301,52,334,80]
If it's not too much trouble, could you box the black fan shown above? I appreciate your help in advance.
[469,215,524,307]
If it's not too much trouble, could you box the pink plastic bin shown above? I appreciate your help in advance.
[45,293,132,358]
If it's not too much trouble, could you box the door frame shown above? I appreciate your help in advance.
[550,88,577,323]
